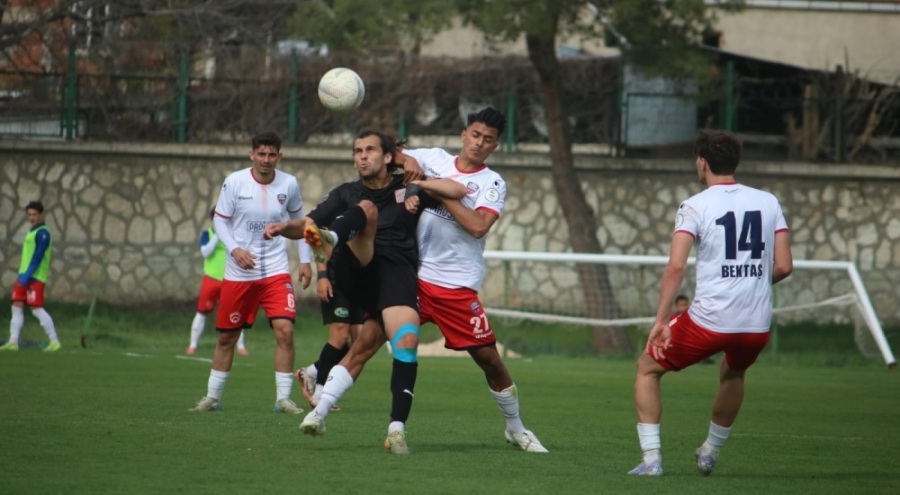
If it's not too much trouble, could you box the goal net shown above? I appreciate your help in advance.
[480,251,896,367]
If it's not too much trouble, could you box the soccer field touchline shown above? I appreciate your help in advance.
[174,354,212,363]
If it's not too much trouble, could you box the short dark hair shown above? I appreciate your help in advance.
[25,200,44,213]
[252,131,282,151]
[693,129,741,175]
[467,106,506,137]
[675,294,689,303]
[355,129,399,173]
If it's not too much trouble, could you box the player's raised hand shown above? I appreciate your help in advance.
[264,222,286,240]
[231,247,256,270]
[646,321,672,360]
[401,155,425,184]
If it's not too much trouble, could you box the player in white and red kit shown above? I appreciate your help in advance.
[629,130,793,476]
[401,107,548,453]
[189,132,312,415]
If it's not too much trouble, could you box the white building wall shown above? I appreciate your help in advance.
[716,7,900,83]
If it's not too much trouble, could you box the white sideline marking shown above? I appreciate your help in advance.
[176,355,213,363]
[124,352,153,358]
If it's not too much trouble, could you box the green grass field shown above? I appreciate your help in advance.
[1,303,899,494]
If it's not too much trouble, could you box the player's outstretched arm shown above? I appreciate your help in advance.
[264,217,314,240]
[413,178,466,199]
[441,199,498,239]
[772,230,793,284]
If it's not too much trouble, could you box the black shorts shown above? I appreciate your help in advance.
[369,251,419,314]
[321,247,367,325]
[329,248,419,321]
[320,249,366,325]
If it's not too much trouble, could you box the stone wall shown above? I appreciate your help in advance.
[2,140,899,325]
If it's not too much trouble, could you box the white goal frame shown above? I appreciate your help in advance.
[483,250,897,367]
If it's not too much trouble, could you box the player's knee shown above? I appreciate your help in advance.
[216,330,241,346]
[391,323,419,363]
[329,323,351,345]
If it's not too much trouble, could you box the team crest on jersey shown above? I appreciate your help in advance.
[469,301,482,314]
[466,182,480,194]
[334,307,349,318]
[277,193,287,205]
[485,188,500,202]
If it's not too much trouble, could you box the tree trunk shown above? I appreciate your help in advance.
[525,34,633,355]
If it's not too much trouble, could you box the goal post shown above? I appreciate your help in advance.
[481,250,897,367]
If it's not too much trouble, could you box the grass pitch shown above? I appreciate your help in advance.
[1,303,899,494]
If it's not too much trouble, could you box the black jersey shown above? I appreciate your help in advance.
[308,174,430,262]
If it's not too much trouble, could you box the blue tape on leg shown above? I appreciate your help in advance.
[391,323,419,363]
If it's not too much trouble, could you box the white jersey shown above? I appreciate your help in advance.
[215,168,304,282]
[405,147,506,292]
[676,182,789,333]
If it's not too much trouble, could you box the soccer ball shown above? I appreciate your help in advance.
[317,68,365,112]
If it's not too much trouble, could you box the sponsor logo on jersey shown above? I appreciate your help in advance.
[466,182,480,194]
[721,264,765,279]
[247,221,266,232]
[426,204,453,220]
[237,195,253,200]
[277,193,287,205]
[334,307,349,318]
[229,312,241,324]
[485,188,500,202]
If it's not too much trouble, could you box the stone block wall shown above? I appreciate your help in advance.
[2,141,899,325]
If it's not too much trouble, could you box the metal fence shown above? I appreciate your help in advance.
[1,55,898,162]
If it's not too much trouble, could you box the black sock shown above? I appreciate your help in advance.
[329,205,367,244]
[389,359,418,423]
[315,343,350,386]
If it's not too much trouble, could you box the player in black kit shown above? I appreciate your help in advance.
[264,129,465,454]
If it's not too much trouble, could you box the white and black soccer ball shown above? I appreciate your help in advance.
[317,68,365,112]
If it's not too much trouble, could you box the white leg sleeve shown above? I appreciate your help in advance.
[31,307,59,344]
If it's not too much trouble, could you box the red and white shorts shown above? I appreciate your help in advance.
[649,311,770,371]
[215,273,295,331]
[11,279,46,307]
[418,279,496,350]
[196,276,223,314]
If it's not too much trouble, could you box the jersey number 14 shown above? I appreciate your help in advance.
[715,210,765,260]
